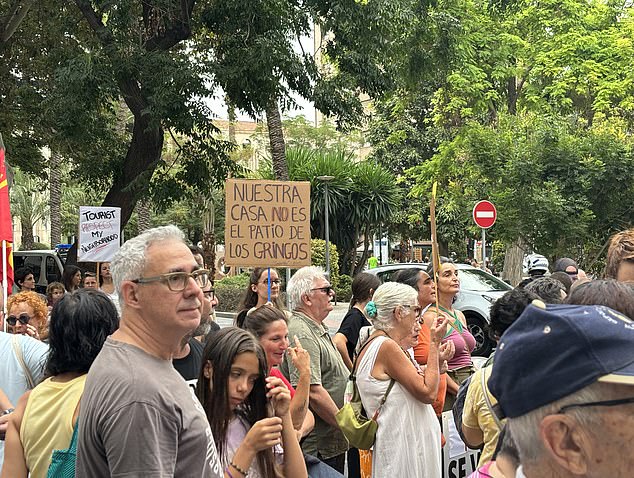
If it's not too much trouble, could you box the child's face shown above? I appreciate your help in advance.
[226,352,260,410]
[51,289,64,302]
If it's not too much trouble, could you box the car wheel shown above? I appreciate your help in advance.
[465,315,493,357]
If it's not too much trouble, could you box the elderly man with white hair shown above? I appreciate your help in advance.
[488,302,634,478]
[280,266,349,473]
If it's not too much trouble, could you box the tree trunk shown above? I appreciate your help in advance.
[227,100,237,144]
[21,219,34,250]
[100,112,163,226]
[502,237,526,286]
[136,198,151,233]
[507,77,518,115]
[49,152,62,246]
[265,98,288,181]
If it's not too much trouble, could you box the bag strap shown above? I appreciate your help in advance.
[11,335,35,389]
[370,379,395,420]
[481,367,503,430]
[351,333,395,419]
[68,417,80,452]
[350,334,384,379]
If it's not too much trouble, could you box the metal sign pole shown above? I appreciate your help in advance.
[481,228,486,270]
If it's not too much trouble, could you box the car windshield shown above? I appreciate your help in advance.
[458,268,512,292]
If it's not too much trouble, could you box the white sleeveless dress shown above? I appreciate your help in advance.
[356,336,441,477]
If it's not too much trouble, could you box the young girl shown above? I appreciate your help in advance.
[197,327,307,478]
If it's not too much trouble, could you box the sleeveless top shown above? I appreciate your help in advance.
[444,324,476,369]
[20,374,86,478]
[356,336,441,477]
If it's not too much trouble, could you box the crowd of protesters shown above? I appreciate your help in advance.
[0,224,632,477]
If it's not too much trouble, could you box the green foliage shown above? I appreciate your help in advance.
[287,148,401,275]
[214,272,250,312]
[29,242,50,250]
[335,274,353,303]
[408,112,634,268]
[310,238,340,289]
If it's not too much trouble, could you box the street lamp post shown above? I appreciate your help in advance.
[317,175,335,278]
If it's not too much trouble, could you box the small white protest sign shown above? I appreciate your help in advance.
[78,206,121,262]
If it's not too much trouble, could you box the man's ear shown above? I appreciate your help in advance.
[540,414,590,475]
[119,281,141,309]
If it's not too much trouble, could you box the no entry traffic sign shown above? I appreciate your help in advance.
[473,200,497,229]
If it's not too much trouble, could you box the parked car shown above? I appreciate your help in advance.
[12,250,66,294]
[367,263,512,356]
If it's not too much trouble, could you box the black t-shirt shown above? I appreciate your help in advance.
[336,307,371,361]
[173,337,204,385]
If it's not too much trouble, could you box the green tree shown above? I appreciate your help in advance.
[10,169,48,249]
[286,147,401,275]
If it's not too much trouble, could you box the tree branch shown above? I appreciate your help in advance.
[1,0,36,44]
[74,0,114,45]
[142,0,196,52]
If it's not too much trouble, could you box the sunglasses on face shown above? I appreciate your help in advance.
[7,314,31,326]
[311,286,335,295]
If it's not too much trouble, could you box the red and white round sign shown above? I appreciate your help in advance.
[473,200,497,229]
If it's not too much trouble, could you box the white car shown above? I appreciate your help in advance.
[366,263,512,356]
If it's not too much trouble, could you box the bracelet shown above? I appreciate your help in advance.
[225,467,235,478]
[2,408,14,416]
[230,460,249,477]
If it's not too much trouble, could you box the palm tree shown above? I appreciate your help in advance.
[10,169,49,249]
[49,152,62,246]
[286,146,400,275]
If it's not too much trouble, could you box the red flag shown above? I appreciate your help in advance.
[0,133,14,292]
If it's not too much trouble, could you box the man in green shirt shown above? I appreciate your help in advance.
[367,254,379,269]
[280,266,349,473]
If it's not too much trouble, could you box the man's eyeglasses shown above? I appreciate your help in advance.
[311,286,335,295]
[7,313,32,326]
[558,396,634,414]
[203,288,215,301]
[131,269,210,292]
[260,279,281,285]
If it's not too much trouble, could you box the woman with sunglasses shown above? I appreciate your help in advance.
[6,292,48,341]
[236,268,286,327]
[425,257,476,411]
[355,282,448,477]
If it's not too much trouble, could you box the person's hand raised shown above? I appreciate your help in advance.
[287,335,310,376]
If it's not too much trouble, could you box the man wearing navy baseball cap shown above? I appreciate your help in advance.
[488,302,634,478]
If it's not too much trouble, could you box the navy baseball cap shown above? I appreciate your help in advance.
[488,302,634,419]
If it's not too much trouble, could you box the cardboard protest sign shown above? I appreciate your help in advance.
[78,206,121,262]
[441,411,481,478]
[225,179,311,267]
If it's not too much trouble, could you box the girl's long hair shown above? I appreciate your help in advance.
[196,327,281,477]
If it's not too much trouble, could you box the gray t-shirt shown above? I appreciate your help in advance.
[76,337,222,478]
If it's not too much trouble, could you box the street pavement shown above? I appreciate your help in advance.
[215,301,350,335]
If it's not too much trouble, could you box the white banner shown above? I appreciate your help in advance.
[441,411,481,478]
[78,206,121,262]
